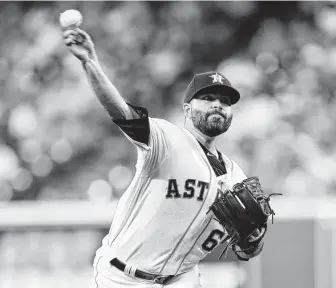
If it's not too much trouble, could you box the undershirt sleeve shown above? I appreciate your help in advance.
[113,103,150,145]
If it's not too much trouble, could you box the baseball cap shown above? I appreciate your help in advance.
[183,71,240,105]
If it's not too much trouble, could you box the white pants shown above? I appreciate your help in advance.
[93,256,202,288]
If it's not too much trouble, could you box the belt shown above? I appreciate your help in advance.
[110,258,175,285]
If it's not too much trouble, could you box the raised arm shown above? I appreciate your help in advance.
[62,28,139,120]
[61,22,169,156]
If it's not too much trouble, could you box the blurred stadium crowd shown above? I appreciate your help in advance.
[0,1,336,286]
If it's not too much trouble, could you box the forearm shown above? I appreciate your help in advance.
[82,58,137,120]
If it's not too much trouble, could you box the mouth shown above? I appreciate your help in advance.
[208,112,225,120]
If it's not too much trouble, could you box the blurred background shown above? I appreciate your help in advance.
[0,1,336,288]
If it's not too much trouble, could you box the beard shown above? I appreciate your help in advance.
[191,108,233,137]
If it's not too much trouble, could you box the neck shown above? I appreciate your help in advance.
[185,125,217,154]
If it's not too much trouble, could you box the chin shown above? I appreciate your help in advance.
[204,122,229,136]
[204,128,227,137]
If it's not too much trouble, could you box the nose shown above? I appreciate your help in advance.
[212,99,223,109]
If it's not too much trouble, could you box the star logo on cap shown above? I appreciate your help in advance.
[210,73,224,84]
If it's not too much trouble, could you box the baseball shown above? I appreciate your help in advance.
[59,9,83,29]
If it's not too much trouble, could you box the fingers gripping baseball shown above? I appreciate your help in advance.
[63,29,90,46]
[60,8,96,59]
[63,31,77,46]
[62,28,97,62]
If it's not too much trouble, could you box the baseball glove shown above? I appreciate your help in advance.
[208,177,281,260]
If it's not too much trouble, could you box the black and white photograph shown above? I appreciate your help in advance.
[0,1,335,288]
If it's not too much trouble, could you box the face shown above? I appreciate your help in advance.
[186,93,233,137]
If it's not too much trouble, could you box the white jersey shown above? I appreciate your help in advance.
[95,116,246,276]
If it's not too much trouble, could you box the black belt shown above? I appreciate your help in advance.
[110,258,175,285]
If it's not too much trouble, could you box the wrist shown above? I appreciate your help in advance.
[82,56,99,68]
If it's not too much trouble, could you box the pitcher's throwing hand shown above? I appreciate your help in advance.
[63,28,97,63]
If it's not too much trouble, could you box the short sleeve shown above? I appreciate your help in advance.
[113,104,169,169]
[113,103,150,147]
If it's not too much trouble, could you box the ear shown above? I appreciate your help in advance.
[183,103,192,119]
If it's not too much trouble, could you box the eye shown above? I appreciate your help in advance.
[202,95,214,101]
[220,98,231,106]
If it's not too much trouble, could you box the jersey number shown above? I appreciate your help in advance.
[201,229,225,252]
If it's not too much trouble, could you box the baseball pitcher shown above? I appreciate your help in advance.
[62,25,279,288]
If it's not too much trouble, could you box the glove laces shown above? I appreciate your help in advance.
[218,234,239,260]
[256,192,283,223]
